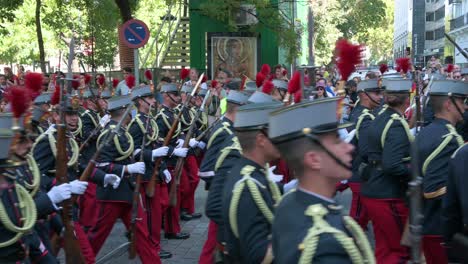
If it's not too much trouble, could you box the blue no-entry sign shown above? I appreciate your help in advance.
[119,19,150,49]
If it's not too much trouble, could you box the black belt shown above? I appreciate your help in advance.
[368,160,383,170]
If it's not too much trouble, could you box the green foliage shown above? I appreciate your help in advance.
[200,0,300,64]
[0,0,24,25]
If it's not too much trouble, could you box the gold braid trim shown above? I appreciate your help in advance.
[0,184,37,248]
[380,114,414,162]
[71,117,83,138]
[24,155,40,196]
[157,108,181,139]
[229,165,280,239]
[34,127,79,168]
[378,104,388,115]
[214,137,242,171]
[207,122,233,149]
[81,110,99,128]
[355,109,375,140]
[343,216,376,264]
[129,114,158,145]
[298,204,366,264]
[97,126,134,161]
[422,124,464,177]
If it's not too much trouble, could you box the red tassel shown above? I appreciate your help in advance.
[84,74,92,85]
[5,86,31,118]
[293,90,302,104]
[396,57,411,74]
[256,72,265,88]
[288,72,301,94]
[72,74,80,89]
[447,64,454,73]
[395,66,401,73]
[180,68,190,80]
[125,74,136,89]
[51,85,61,105]
[261,64,271,76]
[211,80,218,88]
[112,78,119,89]
[379,64,388,75]
[144,69,153,81]
[24,72,43,99]
[97,75,105,86]
[335,39,364,81]
[282,69,288,77]
[201,74,207,83]
[262,80,274,94]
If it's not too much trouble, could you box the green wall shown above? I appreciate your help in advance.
[189,0,281,75]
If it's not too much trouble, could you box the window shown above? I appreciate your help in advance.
[426,31,434,40]
[435,26,445,39]
[426,12,435,21]
[435,6,445,20]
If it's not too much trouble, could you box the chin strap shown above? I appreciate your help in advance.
[449,96,465,124]
[364,91,381,106]
[304,134,352,171]
[167,93,180,106]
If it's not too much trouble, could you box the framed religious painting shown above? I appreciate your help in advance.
[207,32,259,81]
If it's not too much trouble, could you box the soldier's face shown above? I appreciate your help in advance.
[314,132,354,180]
[368,91,383,108]
[15,137,33,158]
[98,99,108,110]
[65,113,79,131]
[450,97,466,122]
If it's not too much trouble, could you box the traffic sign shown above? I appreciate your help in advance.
[120,19,150,49]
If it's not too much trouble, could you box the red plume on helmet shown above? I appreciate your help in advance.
[446,64,454,73]
[84,74,92,85]
[125,74,136,89]
[335,39,364,81]
[24,72,43,100]
[256,72,265,88]
[211,80,218,88]
[293,90,302,104]
[144,69,153,81]
[282,69,288,77]
[71,75,80,90]
[261,64,271,76]
[5,86,31,118]
[379,64,388,75]
[97,75,105,86]
[262,80,274,94]
[201,74,208,83]
[112,78,119,89]
[396,57,411,74]
[180,68,190,80]
[51,85,61,105]
[288,72,301,94]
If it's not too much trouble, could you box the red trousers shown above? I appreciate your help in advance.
[140,182,163,252]
[78,183,98,231]
[163,166,184,234]
[422,235,448,264]
[181,155,200,214]
[88,201,161,264]
[199,220,218,264]
[348,183,370,230]
[361,197,410,264]
[74,222,95,264]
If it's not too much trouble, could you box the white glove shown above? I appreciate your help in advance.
[267,166,284,183]
[172,147,188,158]
[176,139,185,148]
[189,138,199,148]
[70,180,88,195]
[163,169,172,183]
[47,184,71,204]
[127,162,146,174]
[283,179,298,193]
[99,114,111,127]
[198,141,206,150]
[152,146,169,158]
[104,174,121,189]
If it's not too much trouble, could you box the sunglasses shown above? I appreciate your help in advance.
[317,87,325,91]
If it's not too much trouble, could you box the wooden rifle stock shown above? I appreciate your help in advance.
[146,110,183,197]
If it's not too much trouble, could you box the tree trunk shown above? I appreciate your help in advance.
[35,0,46,73]
[307,5,315,66]
[115,0,134,70]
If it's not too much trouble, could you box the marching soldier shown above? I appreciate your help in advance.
[347,79,384,230]
[155,83,190,240]
[87,95,161,263]
[222,101,283,263]
[128,85,172,259]
[269,98,374,263]
[360,79,413,263]
[31,92,52,137]
[415,80,467,264]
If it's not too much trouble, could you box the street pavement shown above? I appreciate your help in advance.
[62,183,355,263]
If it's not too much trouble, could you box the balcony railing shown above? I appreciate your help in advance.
[450,13,467,31]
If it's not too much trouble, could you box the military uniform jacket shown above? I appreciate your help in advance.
[80,108,100,163]
[155,105,181,167]
[349,105,368,183]
[222,158,279,263]
[361,108,412,199]
[416,118,464,235]
[128,112,159,182]
[443,143,468,242]
[272,189,354,264]
[205,139,242,242]
[199,117,235,181]
[95,120,135,203]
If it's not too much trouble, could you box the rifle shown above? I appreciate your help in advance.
[79,118,106,153]
[445,33,468,60]
[195,115,223,142]
[146,73,205,198]
[407,70,424,264]
[169,90,211,206]
[129,106,153,259]
[56,35,86,264]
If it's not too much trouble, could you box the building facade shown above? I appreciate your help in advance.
[448,0,468,67]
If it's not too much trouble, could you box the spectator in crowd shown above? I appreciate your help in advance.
[4,67,18,85]
[313,84,329,100]
[0,74,9,97]
[115,67,132,96]
[184,68,207,89]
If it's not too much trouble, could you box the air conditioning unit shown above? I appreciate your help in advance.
[235,4,258,26]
